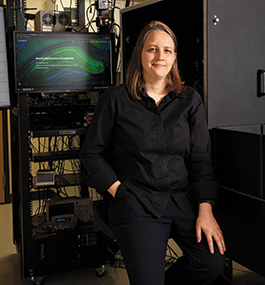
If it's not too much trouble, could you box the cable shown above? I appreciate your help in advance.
[59,0,65,10]
[85,3,96,32]
[19,9,35,30]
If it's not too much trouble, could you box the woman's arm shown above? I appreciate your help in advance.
[196,202,226,255]
[79,88,119,193]
[185,88,225,254]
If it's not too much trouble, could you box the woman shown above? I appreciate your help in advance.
[80,21,226,285]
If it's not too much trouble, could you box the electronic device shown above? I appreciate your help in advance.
[96,0,109,29]
[34,10,71,32]
[48,214,78,231]
[36,170,55,186]
[0,6,10,108]
[98,0,109,10]
[46,197,93,231]
[28,100,95,131]
[33,226,112,274]
[13,31,116,93]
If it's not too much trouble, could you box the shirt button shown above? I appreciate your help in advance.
[163,172,168,177]
[159,132,164,136]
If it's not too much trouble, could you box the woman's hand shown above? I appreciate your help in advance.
[196,202,226,255]
[107,181,121,198]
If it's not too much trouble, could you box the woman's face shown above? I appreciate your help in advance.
[141,30,176,84]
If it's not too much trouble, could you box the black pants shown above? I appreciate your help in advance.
[108,187,226,285]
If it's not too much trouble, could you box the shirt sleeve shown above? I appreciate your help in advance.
[185,88,219,202]
[79,87,118,193]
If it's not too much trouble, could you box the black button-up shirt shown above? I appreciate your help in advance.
[80,84,218,218]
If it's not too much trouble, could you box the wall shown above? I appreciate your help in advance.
[25,0,144,30]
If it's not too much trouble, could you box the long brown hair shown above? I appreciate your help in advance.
[126,21,185,100]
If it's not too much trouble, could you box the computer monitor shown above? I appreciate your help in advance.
[13,31,116,93]
[0,6,10,108]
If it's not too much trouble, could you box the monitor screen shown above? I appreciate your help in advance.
[13,31,116,93]
[0,6,10,108]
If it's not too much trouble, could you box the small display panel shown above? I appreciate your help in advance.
[48,202,74,221]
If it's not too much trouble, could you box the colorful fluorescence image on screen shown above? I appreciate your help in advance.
[16,37,112,91]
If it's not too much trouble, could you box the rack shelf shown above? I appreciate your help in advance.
[32,173,82,189]
[31,128,88,138]
[32,150,79,162]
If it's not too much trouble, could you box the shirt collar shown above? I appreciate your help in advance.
[141,88,187,99]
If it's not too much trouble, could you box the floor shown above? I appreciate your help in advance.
[1,203,265,285]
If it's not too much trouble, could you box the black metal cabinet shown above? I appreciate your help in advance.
[120,0,265,129]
